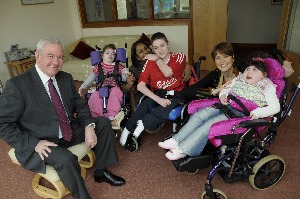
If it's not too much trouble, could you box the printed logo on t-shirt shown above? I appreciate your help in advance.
[173,52,185,64]
[157,78,177,89]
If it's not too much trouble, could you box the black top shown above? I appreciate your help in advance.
[182,63,245,100]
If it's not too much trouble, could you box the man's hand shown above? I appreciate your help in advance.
[85,125,97,149]
[35,140,58,160]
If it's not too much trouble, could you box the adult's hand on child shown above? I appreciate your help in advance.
[157,97,172,107]
[182,64,191,82]
[35,140,58,160]
[222,80,232,87]
[220,95,229,105]
[127,72,135,85]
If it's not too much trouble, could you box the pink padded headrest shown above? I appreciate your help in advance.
[263,58,285,80]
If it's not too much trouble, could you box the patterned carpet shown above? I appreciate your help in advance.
[0,79,299,199]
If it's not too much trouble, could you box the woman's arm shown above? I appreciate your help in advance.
[182,63,192,82]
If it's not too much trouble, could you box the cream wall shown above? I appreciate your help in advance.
[0,0,189,86]
[0,0,77,85]
[81,26,189,58]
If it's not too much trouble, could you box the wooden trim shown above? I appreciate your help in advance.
[112,0,117,21]
[277,0,300,83]
[277,0,292,49]
[231,43,277,48]
[81,19,191,28]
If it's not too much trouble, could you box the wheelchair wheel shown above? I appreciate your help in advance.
[201,188,227,199]
[145,122,166,134]
[185,169,199,174]
[249,155,285,190]
[124,136,139,152]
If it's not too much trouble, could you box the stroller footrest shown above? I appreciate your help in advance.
[171,153,211,172]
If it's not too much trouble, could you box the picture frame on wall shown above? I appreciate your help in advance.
[271,0,283,5]
[21,0,53,5]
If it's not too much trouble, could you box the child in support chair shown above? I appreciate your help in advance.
[78,44,128,129]
[119,32,186,147]
[159,59,281,160]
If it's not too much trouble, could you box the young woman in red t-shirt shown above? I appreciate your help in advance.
[120,32,186,148]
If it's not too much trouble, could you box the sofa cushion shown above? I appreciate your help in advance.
[68,38,84,52]
[138,33,151,46]
[70,41,95,60]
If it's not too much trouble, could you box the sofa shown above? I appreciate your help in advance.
[62,34,151,82]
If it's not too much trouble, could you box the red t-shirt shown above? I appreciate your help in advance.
[138,52,186,92]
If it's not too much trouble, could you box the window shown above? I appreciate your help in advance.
[78,0,191,27]
[154,0,190,19]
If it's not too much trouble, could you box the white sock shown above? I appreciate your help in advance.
[120,128,130,146]
[133,120,144,138]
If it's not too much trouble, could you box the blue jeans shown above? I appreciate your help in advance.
[172,107,228,156]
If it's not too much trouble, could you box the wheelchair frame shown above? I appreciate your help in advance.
[201,78,300,199]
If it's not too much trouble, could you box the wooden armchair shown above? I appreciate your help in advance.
[8,142,95,199]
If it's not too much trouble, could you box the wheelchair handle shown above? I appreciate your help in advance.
[199,56,206,62]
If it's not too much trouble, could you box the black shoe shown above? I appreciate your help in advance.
[94,170,125,186]
[124,134,139,152]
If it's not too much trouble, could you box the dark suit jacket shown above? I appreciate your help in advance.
[0,66,94,173]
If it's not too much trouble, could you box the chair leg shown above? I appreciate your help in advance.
[79,150,96,169]
[32,167,87,199]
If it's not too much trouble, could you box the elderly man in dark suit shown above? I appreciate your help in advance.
[0,37,125,199]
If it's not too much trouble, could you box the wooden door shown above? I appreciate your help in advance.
[277,0,300,83]
[192,0,228,71]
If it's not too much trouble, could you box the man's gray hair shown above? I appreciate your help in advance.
[36,37,64,52]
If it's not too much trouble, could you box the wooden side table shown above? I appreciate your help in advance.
[5,57,36,77]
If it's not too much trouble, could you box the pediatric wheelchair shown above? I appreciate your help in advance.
[85,47,132,130]
[123,56,207,152]
[163,58,298,199]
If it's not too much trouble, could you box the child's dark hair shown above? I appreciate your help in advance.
[103,44,116,52]
[211,42,234,60]
[151,32,168,44]
[248,59,267,73]
[131,40,149,67]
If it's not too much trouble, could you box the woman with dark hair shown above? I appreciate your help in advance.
[122,40,153,110]
[182,42,244,100]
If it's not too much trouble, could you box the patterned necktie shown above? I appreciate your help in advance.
[48,79,72,142]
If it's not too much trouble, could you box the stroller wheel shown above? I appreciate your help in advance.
[249,154,285,190]
[145,122,166,134]
[124,136,139,152]
[201,188,227,199]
